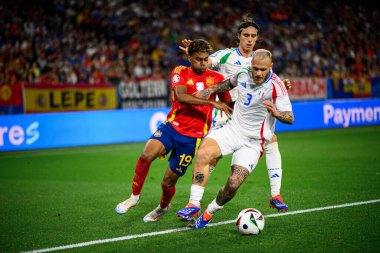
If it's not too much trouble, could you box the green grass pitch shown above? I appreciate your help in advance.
[1,126,379,252]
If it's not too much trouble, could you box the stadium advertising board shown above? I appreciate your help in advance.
[276,98,380,132]
[329,76,373,99]
[0,108,169,151]
[287,77,327,100]
[1,99,379,151]
[23,83,117,113]
[118,78,169,108]
[0,83,23,106]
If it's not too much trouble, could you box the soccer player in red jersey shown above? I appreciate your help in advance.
[115,39,232,222]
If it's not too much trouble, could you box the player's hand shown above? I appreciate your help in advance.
[283,79,292,90]
[263,100,279,117]
[192,89,211,99]
[213,101,233,117]
[179,39,192,55]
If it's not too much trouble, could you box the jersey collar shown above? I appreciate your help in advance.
[263,70,273,84]
[236,47,254,58]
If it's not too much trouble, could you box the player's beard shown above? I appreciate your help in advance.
[254,75,264,84]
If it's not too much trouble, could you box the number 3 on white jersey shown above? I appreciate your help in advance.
[244,93,252,106]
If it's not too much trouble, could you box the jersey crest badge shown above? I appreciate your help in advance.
[154,130,162,137]
[172,74,180,83]
[206,77,214,86]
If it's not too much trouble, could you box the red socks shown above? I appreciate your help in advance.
[131,156,175,208]
[131,157,151,195]
[160,183,176,208]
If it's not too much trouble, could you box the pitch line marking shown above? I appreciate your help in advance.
[23,199,380,253]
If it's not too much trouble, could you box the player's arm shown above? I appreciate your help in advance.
[263,100,294,124]
[174,85,233,116]
[283,79,292,90]
[193,79,235,100]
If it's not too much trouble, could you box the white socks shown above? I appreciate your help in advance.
[189,184,205,206]
[206,198,223,215]
[265,142,282,197]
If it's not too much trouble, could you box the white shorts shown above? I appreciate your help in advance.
[206,123,264,173]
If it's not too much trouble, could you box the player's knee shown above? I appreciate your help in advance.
[161,180,173,188]
[197,148,213,164]
[265,141,279,154]
[141,140,166,161]
[226,180,240,192]
[270,134,278,143]
[140,152,154,162]
[161,174,178,187]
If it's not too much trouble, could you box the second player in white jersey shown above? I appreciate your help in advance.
[210,48,253,101]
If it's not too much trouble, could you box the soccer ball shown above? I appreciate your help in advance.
[236,208,265,235]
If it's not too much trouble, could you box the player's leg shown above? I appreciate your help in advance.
[144,133,200,222]
[193,145,260,228]
[177,137,222,220]
[266,134,288,211]
[143,167,179,222]
[193,164,251,228]
[115,124,171,215]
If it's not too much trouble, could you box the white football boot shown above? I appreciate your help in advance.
[143,204,172,222]
[115,195,140,214]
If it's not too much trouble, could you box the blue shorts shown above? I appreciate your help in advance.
[150,122,201,176]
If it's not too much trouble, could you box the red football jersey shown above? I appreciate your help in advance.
[167,66,231,138]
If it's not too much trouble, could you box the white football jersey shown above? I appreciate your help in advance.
[210,48,253,101]
[228,67,292,141]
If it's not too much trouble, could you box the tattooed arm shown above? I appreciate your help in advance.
[194,79,234,99]
[274,111,294,124]
[263,100,294,124]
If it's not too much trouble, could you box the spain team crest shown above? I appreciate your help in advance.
[206,77,214,86]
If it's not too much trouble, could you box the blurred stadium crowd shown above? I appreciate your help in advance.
[0,0,379,85]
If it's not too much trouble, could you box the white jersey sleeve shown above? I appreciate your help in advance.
[209,48,234,71]
[271,74,292,112]
[229,66,250,88]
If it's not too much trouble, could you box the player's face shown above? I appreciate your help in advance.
[251,57,273,84]
[189,52,209,74]
[237,27,258,53]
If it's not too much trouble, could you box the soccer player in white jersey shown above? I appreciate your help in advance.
[189,49,294,228]
[177,15,290,221]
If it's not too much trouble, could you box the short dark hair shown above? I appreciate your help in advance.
[188,39,213,56]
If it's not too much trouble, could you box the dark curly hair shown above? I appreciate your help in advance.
[188,39,213,56]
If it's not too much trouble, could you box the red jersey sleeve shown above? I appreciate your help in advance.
[170,66,187,89]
